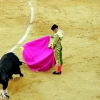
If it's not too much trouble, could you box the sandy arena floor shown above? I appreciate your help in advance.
[0,0,100,100]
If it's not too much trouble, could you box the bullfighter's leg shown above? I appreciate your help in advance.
[3,81,9,99]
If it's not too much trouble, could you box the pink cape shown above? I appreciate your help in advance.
[22,36,56,72]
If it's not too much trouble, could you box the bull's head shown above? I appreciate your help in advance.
[19,61,22,65]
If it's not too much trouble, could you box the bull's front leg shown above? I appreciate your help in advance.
[3,81,9,99]
[9,75,13,79]
[19,70,24,77]
[20,72,24,77]
[18,67,24,77]
[8,70,13,79]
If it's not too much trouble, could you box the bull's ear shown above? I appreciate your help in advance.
[19,61,22,65]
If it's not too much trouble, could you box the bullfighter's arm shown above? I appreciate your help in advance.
[53,34,59,49]
[50,34,54,38]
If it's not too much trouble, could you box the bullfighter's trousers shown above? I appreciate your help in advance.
[54,43,63,66]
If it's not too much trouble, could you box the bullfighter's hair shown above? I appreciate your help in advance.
[51,24,58,30]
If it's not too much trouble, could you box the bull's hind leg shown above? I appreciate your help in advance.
[2,81,9,99]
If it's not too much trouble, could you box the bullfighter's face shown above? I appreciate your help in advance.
[53,28,58,33]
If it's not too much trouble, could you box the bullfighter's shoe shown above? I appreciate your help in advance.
[52,71,61,75]
[52,65,62,75]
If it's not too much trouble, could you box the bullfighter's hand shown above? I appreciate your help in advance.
[48,43,53,48]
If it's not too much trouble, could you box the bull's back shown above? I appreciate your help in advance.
[0,52,20,66]
[1,52,19,61]
[0,52,20,74]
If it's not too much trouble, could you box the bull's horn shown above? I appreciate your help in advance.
[20,47,24,50]
[20,60,26,64]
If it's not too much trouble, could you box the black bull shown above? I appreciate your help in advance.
[0,52,24,99]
